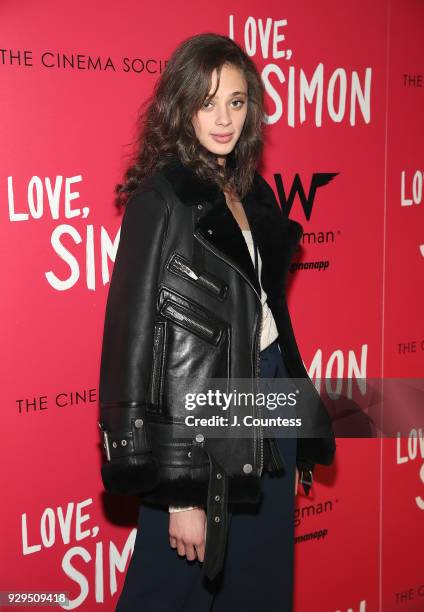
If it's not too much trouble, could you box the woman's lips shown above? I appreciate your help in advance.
[210,133,234,143]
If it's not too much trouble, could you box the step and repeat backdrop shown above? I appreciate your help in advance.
[1,1,423,610]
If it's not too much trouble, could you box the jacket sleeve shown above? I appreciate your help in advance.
[98,186,169,495]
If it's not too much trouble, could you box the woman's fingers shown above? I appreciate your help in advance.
[195,541,205,562]
[172,540,202,561]
[184,544,197,561]
[169,508,207,561]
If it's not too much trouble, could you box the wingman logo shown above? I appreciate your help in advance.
[273,172,338,220]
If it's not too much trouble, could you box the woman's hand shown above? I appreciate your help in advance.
[169,507,207,561]
[295,467,299,496]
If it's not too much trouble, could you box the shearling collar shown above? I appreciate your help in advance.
[158,155,230,208]
[156,154,303,300]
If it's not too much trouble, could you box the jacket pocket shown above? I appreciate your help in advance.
[167,252,228,301]
[156,286,230,422]
[159,293,225,346]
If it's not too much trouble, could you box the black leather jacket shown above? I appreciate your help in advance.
[98,156,336,580]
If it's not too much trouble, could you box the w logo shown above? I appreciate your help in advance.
[273,173,338,220]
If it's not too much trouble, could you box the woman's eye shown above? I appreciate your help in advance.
[201,99,245,110]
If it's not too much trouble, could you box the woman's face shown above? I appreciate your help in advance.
[192,63,248,164]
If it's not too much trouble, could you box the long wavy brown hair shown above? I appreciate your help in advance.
[114,32,266,210]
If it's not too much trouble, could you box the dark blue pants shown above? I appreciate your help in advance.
[116,338,297,612]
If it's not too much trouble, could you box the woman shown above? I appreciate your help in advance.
[98,33,336,611]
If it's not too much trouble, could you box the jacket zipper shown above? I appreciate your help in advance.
[255,306,264,475]
[172,257,199,280]
[159,441,192,446]
[149,323,164,411]
[170,254,227,299]
[194,231,264,476]
[162,301,218,342]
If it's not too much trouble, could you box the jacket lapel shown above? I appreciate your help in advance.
[195,192,262,295]
[159,156,303,301]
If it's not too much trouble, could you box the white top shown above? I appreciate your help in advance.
[241,230,279,351]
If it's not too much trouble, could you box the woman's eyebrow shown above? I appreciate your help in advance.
[207,91,248,98]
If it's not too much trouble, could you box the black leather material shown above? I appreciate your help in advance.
[98,155,336,580]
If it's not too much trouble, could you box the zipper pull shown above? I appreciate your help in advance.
[178,260,199,280]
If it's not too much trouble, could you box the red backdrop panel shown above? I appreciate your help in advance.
[0,1,422,610]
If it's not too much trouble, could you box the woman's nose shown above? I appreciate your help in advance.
[215,105,232,125]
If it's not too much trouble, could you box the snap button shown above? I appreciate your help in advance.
[243,463,253,474]
[187,451,192,458]
[121,439,127,446]
[134,418,144,428]
[197,203,203,210]
[295,389,300,394]
[214,516,220,523]
[207,229,213,234]
[112,442,117,448]
[214,494,221,502]
[195,433,204,443]
[216,472,222,479]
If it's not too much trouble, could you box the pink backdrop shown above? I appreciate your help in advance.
[1,1,423,610]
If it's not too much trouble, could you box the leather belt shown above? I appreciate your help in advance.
[191,437,229,582]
